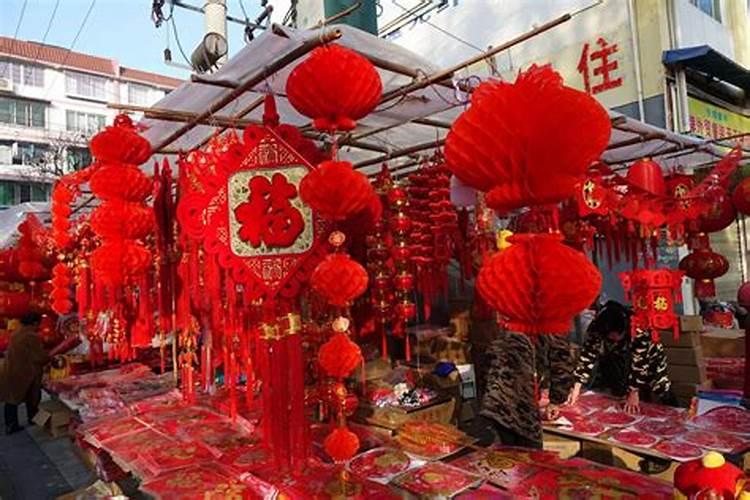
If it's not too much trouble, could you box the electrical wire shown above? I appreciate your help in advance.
[30,0,61,65]
[42,0,98,101]
[170,15,193,66]
[390,0,484,53]
[12,0,29,40]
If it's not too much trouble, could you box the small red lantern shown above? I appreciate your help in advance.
[679,248,729,299]
[627,158,666,197]
[286,44,382,132]
[90,114,151,165]
[699,197,736,233]
[89,163,152,202]
[311,253,368,307]
[300,160,375,221]
[732,177,750,215]
[476,233,601,334]
[318,332,363,379]
[445,64,611,211]
[323,425,360,463]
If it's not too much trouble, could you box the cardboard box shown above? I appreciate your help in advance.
[543,432,580,460]
[680,315,704,333]
[661,330,701,348]
[701,329,745,358]
[33,400,72,437]
[668,364,707,384]
[671,380,712,400]
[665,345,703,366]
[354,397,456,431]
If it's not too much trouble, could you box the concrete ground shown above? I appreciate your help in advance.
[0,403,94,500]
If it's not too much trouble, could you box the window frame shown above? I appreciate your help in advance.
[0,59,44,87]
[65,71,109,101]
[0,97,46,128]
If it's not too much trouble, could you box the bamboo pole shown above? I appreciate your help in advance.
[354,138,446,169]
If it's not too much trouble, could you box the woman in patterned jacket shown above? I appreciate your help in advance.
[471,330,574,449]
[567,300,677,413]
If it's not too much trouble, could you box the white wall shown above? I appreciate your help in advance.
[673,0,734,57]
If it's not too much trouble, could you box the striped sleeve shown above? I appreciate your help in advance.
[628,331,652,391]
[573,332,602,385]
[650,340,671,394]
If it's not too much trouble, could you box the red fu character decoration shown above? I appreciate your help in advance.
[619,267,684,341]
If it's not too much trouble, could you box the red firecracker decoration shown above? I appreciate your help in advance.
[311,253,369,307]
[445,64,611,212]
[679,248,729,299]
[620,267,684,340]
[286,44,382,132]
[324,425,360,463]
[388,184,416,355]
[477,233,601,334]
[300,160,375,221]
[732,177,750,215]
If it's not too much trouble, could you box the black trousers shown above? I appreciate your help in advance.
[3,382,41,429]
[468,414,542,449]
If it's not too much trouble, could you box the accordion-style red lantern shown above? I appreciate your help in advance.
[300,160,375,221]
[311,253,368,307]
[476,233,602,334]
[90,201,154,240]
[90,164,152,202]
[620,268,683,340]
[445,64,611,212]
[90,240,151,286]
[286,44,382,132]
[89,115,151,165]
[732,177,750,215]
[324,425,360,463]
[679,248,729,299]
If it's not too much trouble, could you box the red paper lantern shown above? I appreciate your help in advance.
[620,268,683,339]
[90,164,152,202]
[0,289,31,318]
[323,425,360,462]
[699,197,736,233]
[311,253,369,307]
[476,233,601,334]
[90,201,154,240]
[445,64,611,211]
[50,262,73,315]
[679,248,729,299]
[286,44,382,132]
[300,160,375,221]
[0,249,22,282]
[732,177,750,215]
[90,240,151,286]
[627,158,666,196]
[318,332,363,379]
[90,114,151,165]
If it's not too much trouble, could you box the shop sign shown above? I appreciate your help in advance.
[688,96,750,148]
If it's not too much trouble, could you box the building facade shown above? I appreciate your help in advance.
[0,37,181,209]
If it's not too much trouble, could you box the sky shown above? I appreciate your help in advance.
[0,0,291,79]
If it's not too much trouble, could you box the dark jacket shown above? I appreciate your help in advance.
[480,331,574,444]
[0,326,49,405]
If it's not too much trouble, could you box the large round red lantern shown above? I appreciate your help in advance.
[286,44,382,132]
[311,253,368,307]
[89,164,152,202]
[300,160,375,221]
[699,197,736,233]
[90,201,154,240]
[732,177,750,215]
[445,64,611,212]
[476,233,602,334]
[627,158,666,196]
[679,248,729,299]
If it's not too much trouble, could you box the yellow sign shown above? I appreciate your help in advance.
[688,96,750,148]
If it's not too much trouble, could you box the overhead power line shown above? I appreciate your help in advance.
[12,0,29,40]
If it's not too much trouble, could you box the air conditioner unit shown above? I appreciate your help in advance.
[0,78,12,92]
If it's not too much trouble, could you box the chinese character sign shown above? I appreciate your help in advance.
[577,37,623,95]
[228,166,313,257]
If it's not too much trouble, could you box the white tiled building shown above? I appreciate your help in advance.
[0,37,182,208]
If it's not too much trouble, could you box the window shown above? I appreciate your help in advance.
[690,0,722,22]
[67,148,91,171]
[0,97,46,128]
[66,110,105,133]
[18,184,30,203]
[12,142,48,166]
[31,183,48,202]
[128,83,151,106]
[0,59,44,87]
[0,181,14,207]
[65,71,108,100]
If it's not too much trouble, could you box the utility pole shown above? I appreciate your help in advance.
[204,0,228,65]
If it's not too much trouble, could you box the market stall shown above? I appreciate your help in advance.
[3,11,749,500]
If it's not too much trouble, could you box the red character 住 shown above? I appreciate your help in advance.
[234,173,304,249]
[577,37,623,95]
